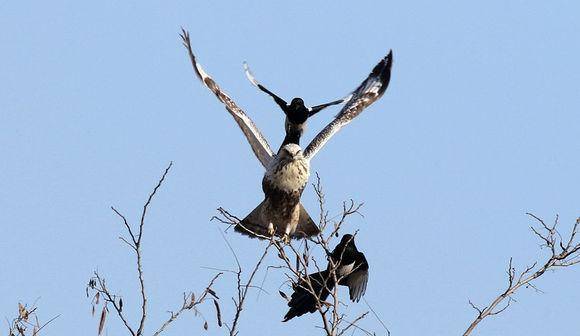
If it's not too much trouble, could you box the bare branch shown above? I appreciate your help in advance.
[139,161,173,245]
[229,242,272,336]
[363,297,391,336]
[338,311,371,336]
[268,186,375,336]
[152,273,222,336]
[90,272,135,335]
[88,162,220,335]
[463,214,580,336]
[135,161,173,336]
[7,302,59,336]
[213,174,374,336]
[468,300,484,317]
[111,207,136,246]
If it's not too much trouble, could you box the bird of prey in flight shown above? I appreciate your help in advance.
[181,29,392,242]
[243,62,345,146]
[283,234,369,321]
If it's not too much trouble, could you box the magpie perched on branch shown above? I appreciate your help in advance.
[283,234,369,321]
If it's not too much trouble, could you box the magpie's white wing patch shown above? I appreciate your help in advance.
[181,30,274,168]
[304,51,393,160]
[345,252,369,303]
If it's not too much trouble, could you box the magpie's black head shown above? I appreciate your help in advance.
[340,234,354,243]
[290,97,305,107]
[330,234,358,261]
[338,234,357,250]
[286,98,309,124]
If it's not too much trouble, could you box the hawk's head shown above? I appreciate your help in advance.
[279,143,303,159]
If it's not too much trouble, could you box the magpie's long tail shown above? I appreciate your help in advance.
[283,270,334,322]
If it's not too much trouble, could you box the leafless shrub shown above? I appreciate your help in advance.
[76,156,579,336]
[463,214,580,335]
[213,174,389,336]
[85,162,221,335]
[6,301,58,336]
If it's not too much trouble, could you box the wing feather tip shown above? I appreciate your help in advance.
[243,61,259,87]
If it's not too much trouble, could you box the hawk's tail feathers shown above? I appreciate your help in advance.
[235,200,272,239]
[292,203,320,238]
[236,202,320,240]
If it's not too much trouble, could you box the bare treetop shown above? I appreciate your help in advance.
[463,214,580,336]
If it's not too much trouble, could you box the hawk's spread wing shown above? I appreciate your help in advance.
[181,30,274,168]
[304,51,393,160]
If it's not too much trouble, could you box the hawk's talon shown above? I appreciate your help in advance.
[267,222,275,236]
[282,233,291,244]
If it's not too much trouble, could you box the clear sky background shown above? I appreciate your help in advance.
[1,1,579,335]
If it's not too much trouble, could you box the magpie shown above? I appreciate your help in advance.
[243,62,345,146]
[283,234,369,321]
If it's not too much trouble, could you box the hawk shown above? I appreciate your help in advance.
[181,30,392,241]
[283,234,369,321]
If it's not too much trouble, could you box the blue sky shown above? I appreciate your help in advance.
[1,1,579,335]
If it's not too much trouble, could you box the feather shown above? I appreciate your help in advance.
[181,30,274,168]
[304,51,393,160]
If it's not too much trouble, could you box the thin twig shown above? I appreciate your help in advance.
[229,243,272,336]
[135,162,173,335]
[152,273,222,336]
[88,162,222,336]
[92,272,135,335]
[463,214,580,336]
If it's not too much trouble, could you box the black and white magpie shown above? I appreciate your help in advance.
[283,234,369,321]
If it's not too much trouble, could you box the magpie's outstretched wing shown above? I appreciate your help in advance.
[243,62,288,110]
[181,30,274,168]
[243,62,346,117]
[308,98,346,117]
[342,252,369,302]
[304,51,393,160]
